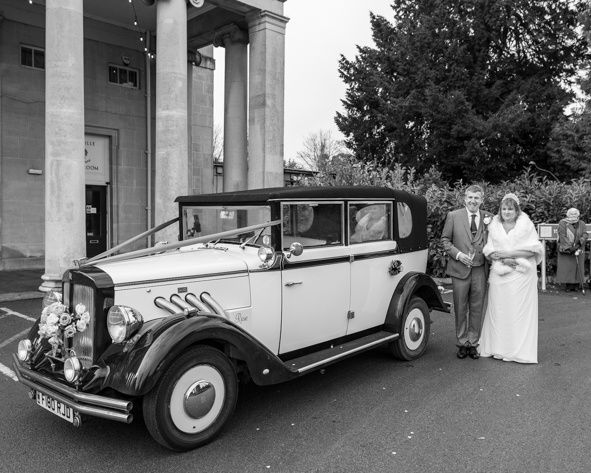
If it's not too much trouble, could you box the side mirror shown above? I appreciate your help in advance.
[285,242,303,259]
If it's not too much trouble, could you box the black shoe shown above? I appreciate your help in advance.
[468,346,480,360]
[457,346,468,359]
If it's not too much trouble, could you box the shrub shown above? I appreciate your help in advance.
[302,158,591,280]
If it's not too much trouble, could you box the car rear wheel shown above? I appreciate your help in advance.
[389,296,430,361]
[143,346,238,451]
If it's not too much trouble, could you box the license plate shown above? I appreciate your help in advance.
[35,391,75,424]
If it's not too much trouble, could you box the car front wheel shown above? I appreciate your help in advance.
[143,345,238,451]
[389,296,430,361]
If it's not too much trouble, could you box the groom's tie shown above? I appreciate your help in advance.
[470,213,477,236]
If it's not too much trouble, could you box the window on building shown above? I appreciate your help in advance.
[108,65,139,88]
[20,45,45,70]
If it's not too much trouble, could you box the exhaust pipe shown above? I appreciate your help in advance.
[200,292,229,319]
[154,297,179,314]
[185,293,211,314]
[170,294,194,311]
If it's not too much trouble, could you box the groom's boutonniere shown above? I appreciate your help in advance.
[483,215,492,227]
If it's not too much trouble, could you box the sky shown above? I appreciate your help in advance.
[213,0,394,161]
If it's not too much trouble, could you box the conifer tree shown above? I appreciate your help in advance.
[336,0,588,182]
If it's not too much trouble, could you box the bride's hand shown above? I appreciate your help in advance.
[489,251,502,260]
[502,258,517,268]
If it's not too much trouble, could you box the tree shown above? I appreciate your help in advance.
[547,107,591,179]
[336,0,589,183]
[547,7,591,180]
[295,130,347,171]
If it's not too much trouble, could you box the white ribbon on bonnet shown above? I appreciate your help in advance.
[483,213,543,276]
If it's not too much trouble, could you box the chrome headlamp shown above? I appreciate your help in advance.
[64,356,82,382]
[107,306,143,344]
[42,290,62,309]
[17,339,32,362]
[257,245,277,267]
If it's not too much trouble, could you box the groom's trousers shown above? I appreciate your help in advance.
[451,265,487,347]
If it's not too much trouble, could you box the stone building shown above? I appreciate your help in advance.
[0,0,288,290]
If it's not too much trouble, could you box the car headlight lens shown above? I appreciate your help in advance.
[17,339,32,362]
[64,356,82,382]
[257,245,276,266]
[107,306,143,344]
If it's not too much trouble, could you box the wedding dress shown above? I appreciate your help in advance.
[478,213,543,363]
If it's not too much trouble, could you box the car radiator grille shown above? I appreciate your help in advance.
[71,284,95,369]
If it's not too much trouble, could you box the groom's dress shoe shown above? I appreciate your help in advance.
[468,346,480,359]
[457,346,468,359]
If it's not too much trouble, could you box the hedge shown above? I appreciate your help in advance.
[302,155,591,281]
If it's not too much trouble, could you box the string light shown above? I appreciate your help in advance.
[128,0,155,59]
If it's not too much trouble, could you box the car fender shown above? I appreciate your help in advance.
[385,272,448,331]
[102,314,298,396]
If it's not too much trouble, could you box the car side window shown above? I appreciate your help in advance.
[397,202,412,238]
[282,202,343,249]
[349,202,392,244]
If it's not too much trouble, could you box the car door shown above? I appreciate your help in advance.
[279,201,350,354]
[347,201,398,335]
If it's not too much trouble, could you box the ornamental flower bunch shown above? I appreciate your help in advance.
[388,259,403,276]
[38,301,90,356]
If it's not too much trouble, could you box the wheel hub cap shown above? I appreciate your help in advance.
[184,380,216,419]
[409,317,423,342]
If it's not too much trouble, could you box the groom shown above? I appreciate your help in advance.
[441,185,491,360]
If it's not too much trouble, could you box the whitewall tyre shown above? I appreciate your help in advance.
[390,297,430,361]
[143,346,238,451]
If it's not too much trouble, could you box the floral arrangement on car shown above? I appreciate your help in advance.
[38,299,90,357]
[388,260,403,276]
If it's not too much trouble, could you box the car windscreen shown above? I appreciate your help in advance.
[181,205,272,245]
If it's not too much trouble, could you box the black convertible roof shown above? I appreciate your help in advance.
[175,186,422,205]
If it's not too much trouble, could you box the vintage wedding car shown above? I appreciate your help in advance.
[14,186,448,451]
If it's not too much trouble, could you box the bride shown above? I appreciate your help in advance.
[478,193,543,363]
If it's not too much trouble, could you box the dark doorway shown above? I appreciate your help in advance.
[85,185,107,257]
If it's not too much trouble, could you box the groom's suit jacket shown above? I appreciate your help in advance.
[441,208,490,279]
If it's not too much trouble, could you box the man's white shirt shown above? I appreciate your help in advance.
[455,208,481,260]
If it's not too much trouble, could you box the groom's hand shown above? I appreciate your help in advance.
[457,252,473,266]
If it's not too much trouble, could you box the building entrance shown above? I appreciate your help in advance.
[85,185,107,257]
[84,133,111,258]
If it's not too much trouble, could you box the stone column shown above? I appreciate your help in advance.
[41,0,85,292]
[215,25,248,192]
[188,46,216,195]
[155,0,188,242]
[247,11,288,189]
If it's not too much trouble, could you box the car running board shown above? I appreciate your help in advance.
[285,331,399,374]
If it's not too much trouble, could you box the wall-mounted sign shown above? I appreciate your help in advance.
[84,134,109,185]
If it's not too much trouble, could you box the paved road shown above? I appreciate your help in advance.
[0,293,589,473]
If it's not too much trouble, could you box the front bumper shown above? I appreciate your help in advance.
[12,355,133,424]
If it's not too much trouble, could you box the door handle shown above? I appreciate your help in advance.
[89,240,99,244]
[284,281,303,287]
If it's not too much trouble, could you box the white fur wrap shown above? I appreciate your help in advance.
[483,213,543,276]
